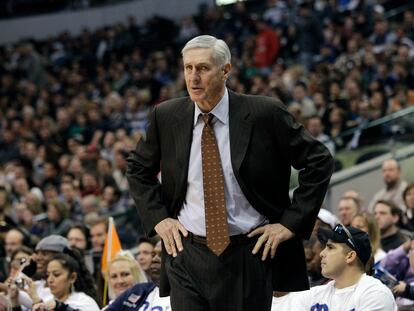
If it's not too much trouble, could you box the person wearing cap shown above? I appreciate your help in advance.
[12,235,70,309]
[291,225,397,310]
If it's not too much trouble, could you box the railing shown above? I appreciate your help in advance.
[330,106,414,168]
[384,2,414,20]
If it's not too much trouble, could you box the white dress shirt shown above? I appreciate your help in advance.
[178,89,267,236]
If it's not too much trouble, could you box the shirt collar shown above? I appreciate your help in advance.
[193,88,229,126]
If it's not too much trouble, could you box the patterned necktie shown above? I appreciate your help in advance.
[201,113,230,256]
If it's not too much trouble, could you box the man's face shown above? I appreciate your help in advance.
[149,241,162,286]
[183,48,230,111]
[382,160,400,187]
[35,250,57,275]
[5,230,24,257]
[338,199,358,226]
[13,178,28,195]
[136,242,154,271]
[67,228,87,250]
[60,183,75,201]
[374,203,396,232]
[405,187,414,210]
[90,223,107,252]
[306,118,323,137]
[319,240,348,279]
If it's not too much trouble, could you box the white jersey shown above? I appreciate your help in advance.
[292,274,397,311]
[64,291,100,311]
[138,287,171,311]
[271,293,299,310]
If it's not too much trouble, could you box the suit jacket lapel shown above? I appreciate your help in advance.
[172,98,194,192]
[228,91,252,175]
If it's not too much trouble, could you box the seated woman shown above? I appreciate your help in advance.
[9,247,100,311]
[106,241,170,311]
[351,212,386,263]
[382,239,414,307]
[106,252,147,302]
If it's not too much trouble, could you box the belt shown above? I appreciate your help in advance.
[187,232,252,246]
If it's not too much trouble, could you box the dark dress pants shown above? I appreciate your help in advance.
[165,234,273,311]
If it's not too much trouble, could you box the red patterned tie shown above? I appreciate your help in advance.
[201,114,230,256]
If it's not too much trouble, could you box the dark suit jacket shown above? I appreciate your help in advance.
[127,90,334,295]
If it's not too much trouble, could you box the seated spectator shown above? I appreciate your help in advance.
[43,199,73,237]
[100,185,125,214]
[303,238,329,288]
[4,228,26,262]
[105,240,170,311]
[351,212,386,263]
[8,245,34,279]
[10,248,99,311]
[291,82,316,118]
[288,225,397,310]
[305,115,335,156]
[0,187,15,228]
[9,235,69,309]
[135,237,156,278]
[381,239,414,307]
[368,159,408,212]
[14,201,44,241]
[324,107,348,149]
[89,217,108,304]
[106,252,147,303]
[67,224,94,274]
[374,200,408,252]
[337,196,361,226]
[60,181,83,222]
[403,183,414,229]
[67,224,91,252]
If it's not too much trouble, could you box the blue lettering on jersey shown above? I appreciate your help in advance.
[140,301,165,311]
[310,304,355,311]
[311,303,329,311]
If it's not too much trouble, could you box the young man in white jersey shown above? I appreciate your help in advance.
[290,224,397,311]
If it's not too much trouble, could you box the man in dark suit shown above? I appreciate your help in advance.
[127,35,334,310]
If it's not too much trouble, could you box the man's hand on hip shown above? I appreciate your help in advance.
[155,218,188,257]
[248,223,295,261]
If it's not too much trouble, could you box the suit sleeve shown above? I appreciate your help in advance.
[274,105,334,239]
[126,106,169,236]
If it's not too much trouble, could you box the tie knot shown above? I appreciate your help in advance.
[202,114,214,126]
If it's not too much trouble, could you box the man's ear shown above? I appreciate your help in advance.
[222,63,232,80]
[345,250,358,264]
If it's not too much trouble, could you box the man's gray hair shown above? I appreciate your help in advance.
[181,35,231,67]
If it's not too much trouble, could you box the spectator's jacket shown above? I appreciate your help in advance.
[381,245,414,284]
[105,282,170,311]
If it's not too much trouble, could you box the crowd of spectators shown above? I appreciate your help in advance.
[1,0,414,309]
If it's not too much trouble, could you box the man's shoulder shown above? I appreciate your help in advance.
[156,96,192,113]
[354,275,396,309]
[230,90,285,108]
[357,274,393,294]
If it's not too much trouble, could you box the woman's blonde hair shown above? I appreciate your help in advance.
[353,212,381,253]
[106,251,147,299]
